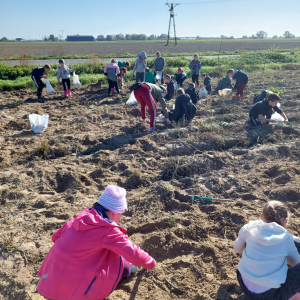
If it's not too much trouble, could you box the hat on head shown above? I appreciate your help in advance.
[178,68,184,73]
[97,185,127,214]
[59,59,65,64]
[156,51,161,56]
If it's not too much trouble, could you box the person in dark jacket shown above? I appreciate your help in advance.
[249,93,288,126]
[201,73,212,94]
[31,64,51,99]
[185,83,199,105]
[153,51,165,84]
[170,88,196,123]
[174,68,186,87]
[164,74,174,100]
[253,90,273,104]
[232,69,248,100]
[216,69,234,92]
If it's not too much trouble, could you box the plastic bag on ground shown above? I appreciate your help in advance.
[218,88,232,100]
[155,71,162,80]
[126,92,138,106]
[272,112,284,122]
[46,79,54,94]
[73,72,81,86]
[158,114,166,123]
[29,114,49,134]
[199,87,209,97]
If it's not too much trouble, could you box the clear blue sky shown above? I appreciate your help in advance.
[0,0,299,39]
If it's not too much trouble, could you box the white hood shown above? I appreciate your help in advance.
[247,220,289,247]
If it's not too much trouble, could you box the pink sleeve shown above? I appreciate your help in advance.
[52,224,66,243]
[115,65,120,75]
[102,227,156,269]
[103,66,108,73]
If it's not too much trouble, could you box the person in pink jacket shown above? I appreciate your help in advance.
[37,185,156,300]
[104,58,121,97]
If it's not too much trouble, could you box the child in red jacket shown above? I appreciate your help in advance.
[37,185,155,300]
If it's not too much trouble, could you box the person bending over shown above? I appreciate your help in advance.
[133,83,170,133]
[249,93,288,126]
[170,88,196,124]
[57,59,74,98]
[37,185,155,300]
[234,200,300,300]
[164,74,174,100]
[253,90,273,105]
[185,82,200,105]
[216,69,234,92]
[31,64,51,99]
[232,69,248,100]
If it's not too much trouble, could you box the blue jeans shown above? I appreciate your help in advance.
[136,72,145,83]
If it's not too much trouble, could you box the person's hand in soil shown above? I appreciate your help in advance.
[166,118,171,124]
[43,75,48,79]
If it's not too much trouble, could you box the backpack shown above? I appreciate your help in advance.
[107,68,117,82]
[129,82,143,92]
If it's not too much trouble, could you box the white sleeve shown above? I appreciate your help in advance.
[287,235,300,267]
[234,224,247,253]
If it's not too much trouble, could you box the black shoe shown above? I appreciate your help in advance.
[107,94,110,97]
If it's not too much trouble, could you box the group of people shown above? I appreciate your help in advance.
[35,184,300,300]
[30,52,288,130]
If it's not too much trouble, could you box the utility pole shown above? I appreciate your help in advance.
[165,3,179,46]
[61,30,64,41]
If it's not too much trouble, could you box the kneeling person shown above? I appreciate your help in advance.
[164,74,175,100]
[37,185,156,300]
[249,93,288,126]
[171,88,196,123]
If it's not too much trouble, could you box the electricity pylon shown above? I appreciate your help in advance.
[165,3,179,46]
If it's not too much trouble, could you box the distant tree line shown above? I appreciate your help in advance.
[0,31,298,42]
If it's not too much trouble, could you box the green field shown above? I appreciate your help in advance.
[0,48,300,91]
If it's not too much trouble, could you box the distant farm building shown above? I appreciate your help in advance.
[66,35,94,42]
[15,38,23,41]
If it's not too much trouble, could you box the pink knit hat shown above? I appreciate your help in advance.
[177,68,184,73]
[97,185,127,214]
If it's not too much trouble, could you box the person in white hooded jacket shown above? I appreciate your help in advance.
[132,51,147,83]
[234,200,300,300]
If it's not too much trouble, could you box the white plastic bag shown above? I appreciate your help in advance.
[29,114,49,134]
[173,81,178,90]
[46,79,54,94]
[158,114,166,123]
[155,71,162,80]
[218,88,233,100]
[73,72,81,86]
[199,87,209,97]
[126,92,138,106]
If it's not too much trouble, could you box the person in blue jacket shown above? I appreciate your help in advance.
[189,54,202,88]
[232,70,248,100]
[31,64,51,99]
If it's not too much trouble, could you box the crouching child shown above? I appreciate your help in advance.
[174,68,186,87]
[145,68,156,84]
[234,200,300,300]
[164,74,174,100]
[200,73,212,94]
[31,64,51,99]
[37,185,156,300]
[185,83,199,105]
[249,93,288,126]
[169,88,196,124]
